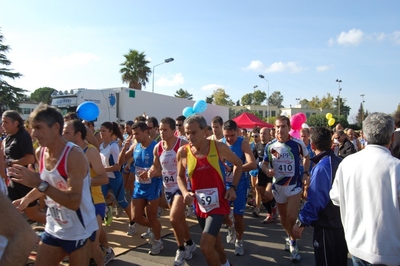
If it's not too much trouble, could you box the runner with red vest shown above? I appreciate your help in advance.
[177,115,243,266]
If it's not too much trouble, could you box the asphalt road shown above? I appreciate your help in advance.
[108,206,352,266]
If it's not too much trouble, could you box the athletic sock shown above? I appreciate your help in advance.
[262,201,271,213]
[270,198,276,207]
[221,259,230,266]
[290,239,297,246]
[178,245,185,251]
[186,239,193,246]
[129,221,136,225]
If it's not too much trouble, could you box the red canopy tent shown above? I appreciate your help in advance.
[233,112,274,129]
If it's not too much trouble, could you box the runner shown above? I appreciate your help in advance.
[261,115,310,261]
[221,120,256,256]
[10,103,98,266]
[99,122,134,235]
[177,115,243,266]
[120,121,163,255]
[63,120,110,266]
[148,117,196,265]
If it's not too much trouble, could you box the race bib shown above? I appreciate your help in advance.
[162,170,178,191]
[225,171,234,183]
[45,199,73,229]
[273,159,295,182]
[135,166,151,184]
[195,187,220,213]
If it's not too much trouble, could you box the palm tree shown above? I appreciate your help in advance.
[120,49,151,90]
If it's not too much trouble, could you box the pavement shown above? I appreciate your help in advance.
[107,205,352,266]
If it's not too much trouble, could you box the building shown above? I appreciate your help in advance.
[230,105,280,118]
[280,104,334,118]
[18,101,39,120]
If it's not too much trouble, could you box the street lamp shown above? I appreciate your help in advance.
[152,57,174,93]
[360,94,365,123]
[295,98,300,106]
[253,85,258,93]
[336,79,342,117]
[258,75,270,123]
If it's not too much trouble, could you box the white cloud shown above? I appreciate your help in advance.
[155,73,184,87]
[390,31,400,45]
[337,29,364,46]
[201,84,224,91]
[245,60,264,71]
[316,65,332,72]
[246,60,306,74]
[50,52,99,68]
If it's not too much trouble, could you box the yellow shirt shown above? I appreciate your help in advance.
[84,144,106,204]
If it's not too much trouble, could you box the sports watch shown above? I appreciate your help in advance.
[38,181,49,193]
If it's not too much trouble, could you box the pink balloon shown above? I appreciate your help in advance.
[289,129,300,139]
[297,112,307,123]
[290,114,303,130]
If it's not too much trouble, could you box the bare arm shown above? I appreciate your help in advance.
[148,144,162,178]
[241,140,257,172]
[10,146,89,210]
[87,147,108,186]
[0,142,6,180]
[177,146,191,201]
[118,141,134,165]
[0,192,38,266]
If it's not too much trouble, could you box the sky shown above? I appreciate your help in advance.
[1,1,399,122]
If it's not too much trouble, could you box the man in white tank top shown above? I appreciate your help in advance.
[149,117,197,265]
[9,103,98,266]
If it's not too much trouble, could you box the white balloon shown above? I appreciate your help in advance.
[302,123,309,129]
[281,111,288,117]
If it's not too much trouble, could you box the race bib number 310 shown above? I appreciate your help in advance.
[195,187,220,213]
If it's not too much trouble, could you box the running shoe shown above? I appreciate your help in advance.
[174,249,186,266]
[252,207,260,217]
[262,213,274,224]
[149,240,163,255]
[127,223,138,236]
[185,241,197,260]
[226,226,236,244]
[148,230,155,245]
[104,206,113,226]
[141,228,152,239]
[115,205,124,218]
[271,205,278,220]
[284,237,290,251]
[290,244,301,261]
[104,248,115,265]
[234,240,244,256]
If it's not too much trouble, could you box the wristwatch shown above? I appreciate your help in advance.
[230,185,237,191]
[303,171,309,176]
[38,181,49,193]
[295,218,307,228]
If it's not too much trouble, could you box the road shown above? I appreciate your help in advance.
[108,206,351,266]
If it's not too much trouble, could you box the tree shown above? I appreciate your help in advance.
[174,88,193,100]
[241,93,252,105]
[268,91,284,108]
[299,99,309,107]
[208,88,234,106]
[253,90,267,105]
[30,87,56,104]
[395,103,400,113]
[0,29,26,115]
[334,96,351,119]
[355,103,368,126]
[205,96,213,104]
[119,49,151,90]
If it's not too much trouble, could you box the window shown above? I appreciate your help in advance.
[22,108,31,114]
[271,111,276,117]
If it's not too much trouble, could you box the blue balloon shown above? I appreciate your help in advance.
[193,100,207,114]
[76,101,99,121]
[182,106,195,118]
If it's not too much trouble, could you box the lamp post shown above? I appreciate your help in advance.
[295,97,300,106]
[152,57,174,93]
[360,94,365,123]
[258,75,270,123]
[336,79,342,117]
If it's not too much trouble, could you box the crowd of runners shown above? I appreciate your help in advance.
[1,104,399,266]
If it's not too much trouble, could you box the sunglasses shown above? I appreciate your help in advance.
[253,134,259,137]
[176,124,182,127]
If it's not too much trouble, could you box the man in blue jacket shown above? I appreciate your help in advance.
[292,127,348,266]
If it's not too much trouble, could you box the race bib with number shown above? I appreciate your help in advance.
[162,170,178,191]
[273,159,295,182]
[195,187,220,213]
[135,166,151,184]
[45,199,73,229]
